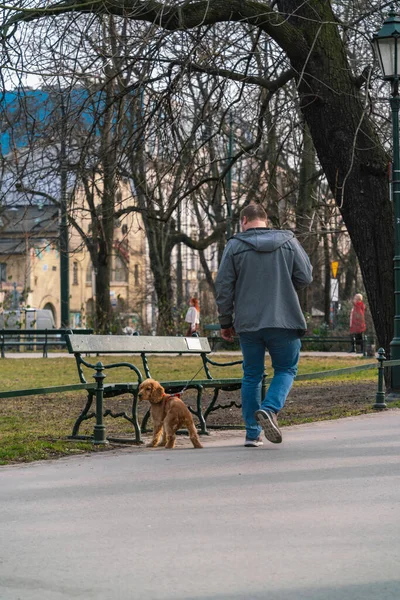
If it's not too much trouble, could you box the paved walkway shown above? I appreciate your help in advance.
[1,411,400,599]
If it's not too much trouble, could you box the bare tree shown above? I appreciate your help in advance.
[1,1,396,347]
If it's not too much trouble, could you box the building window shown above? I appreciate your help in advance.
[86,264,93,284]
[0,263,6,282]
[112,256,128,282]
[122,224,128,235]
[73,261,78,285]
[134,264,139,286]
[86,298,94,315]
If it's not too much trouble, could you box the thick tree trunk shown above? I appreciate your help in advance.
[145,220,175,334]
[199,249,216,296]
[296,122,318,313]
[96,251,112,331]
[95,71,117,332]
[265,105,281,227]
[278,0,394,351]
[343,245,358,301]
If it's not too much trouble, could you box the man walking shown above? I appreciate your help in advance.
[215,203,313,447]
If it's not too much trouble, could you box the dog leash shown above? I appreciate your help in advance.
[178,364,206,395]
[162,392,180,400]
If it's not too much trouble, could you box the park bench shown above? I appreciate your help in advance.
[0,328,93,358]
[64,333,252,444]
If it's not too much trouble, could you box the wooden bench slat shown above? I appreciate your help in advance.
[66,334,211,354]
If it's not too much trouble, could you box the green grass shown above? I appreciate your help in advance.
[0,354,377,390]
[0,404,107,464]
[0,354,380,465]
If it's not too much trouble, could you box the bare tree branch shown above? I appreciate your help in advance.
[171,60,295,90]
[3,0,308,63]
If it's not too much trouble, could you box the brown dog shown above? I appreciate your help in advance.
[138,378,203,449]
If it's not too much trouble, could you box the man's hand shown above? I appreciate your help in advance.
[221,327,236,342]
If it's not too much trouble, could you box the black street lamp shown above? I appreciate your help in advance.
[373,5,400,394]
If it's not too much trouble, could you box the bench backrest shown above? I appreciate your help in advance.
[66,334,213,385]
[65,334,211,355]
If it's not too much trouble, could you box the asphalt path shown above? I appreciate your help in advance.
[1,410,400,600]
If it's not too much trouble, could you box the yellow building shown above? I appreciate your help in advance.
[0,203,147,329]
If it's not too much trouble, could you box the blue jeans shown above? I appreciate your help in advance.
[239,328,301,440]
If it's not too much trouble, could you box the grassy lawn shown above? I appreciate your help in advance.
[0,353,378,389]
[0,353,384,465]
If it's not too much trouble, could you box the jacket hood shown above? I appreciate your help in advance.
[233,228,294,252]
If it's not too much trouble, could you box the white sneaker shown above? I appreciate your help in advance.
[244,436,263,447]
[255,409,282,444]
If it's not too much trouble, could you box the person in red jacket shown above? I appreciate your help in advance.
[350,293,366,353]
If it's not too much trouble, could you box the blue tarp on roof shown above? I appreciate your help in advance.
[0,88,101,155]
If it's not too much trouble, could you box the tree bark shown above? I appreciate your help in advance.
[276,0,393,350]
[343,245,358,301]
[296,122,318,313]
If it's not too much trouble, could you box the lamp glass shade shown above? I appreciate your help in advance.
[374,36,398,78]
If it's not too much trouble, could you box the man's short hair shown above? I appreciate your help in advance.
[240,203,268,223]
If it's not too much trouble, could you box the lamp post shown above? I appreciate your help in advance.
[373,5,400,392]
[60,99,69,328]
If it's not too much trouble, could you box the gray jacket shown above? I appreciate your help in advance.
[215,228,313,334]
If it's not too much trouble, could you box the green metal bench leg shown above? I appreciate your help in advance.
[93,361,108,444]
[131,391,142,443]
[195,385,208,435]
[373,348,388,410]
[203,388,220,422]
[70,391,95,437]
[141,408,151,434]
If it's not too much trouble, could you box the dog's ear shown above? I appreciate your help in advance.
[153,382,165,401]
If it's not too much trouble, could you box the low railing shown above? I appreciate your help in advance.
[203,324,374,354]
[0,328,93,358]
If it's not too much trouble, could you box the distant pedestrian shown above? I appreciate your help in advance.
[122,326,135,335]
[184,298,200,336]
[350,293,366,353]
[215,203,313,447]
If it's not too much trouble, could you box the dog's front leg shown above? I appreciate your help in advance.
[147,423,163,448]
